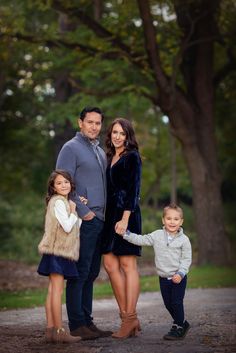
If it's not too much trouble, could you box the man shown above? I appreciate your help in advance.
[56,107,111,339]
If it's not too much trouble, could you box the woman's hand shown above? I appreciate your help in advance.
[115,219,128,235]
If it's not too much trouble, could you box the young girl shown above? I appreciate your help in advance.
[37,169,85,344]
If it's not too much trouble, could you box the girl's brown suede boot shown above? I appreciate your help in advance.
[45,327,54,343]
[52,327,81,343]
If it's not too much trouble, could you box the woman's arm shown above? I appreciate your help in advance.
[115,152,141,233]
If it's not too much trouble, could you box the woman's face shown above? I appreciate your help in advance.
[111,123,126,150]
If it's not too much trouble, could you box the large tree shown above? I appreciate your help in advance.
[49,0,234,264]
[2,0,235,264]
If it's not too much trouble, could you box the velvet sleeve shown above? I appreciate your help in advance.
[122,151,141,211]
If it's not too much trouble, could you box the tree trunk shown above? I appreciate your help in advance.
[169,129,177,204]
[181,133,230,265]
[137,0,231,264]
[167,94,230,265]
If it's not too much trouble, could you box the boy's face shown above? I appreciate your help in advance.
[162,209,183,234]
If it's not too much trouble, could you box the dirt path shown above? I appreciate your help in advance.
[0,288,235,353]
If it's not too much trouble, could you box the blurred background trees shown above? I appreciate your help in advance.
[0,0,235,265]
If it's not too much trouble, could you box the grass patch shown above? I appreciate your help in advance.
[0,266,235,310]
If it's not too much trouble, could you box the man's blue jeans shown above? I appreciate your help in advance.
[159,276,187,326]
[66,216,104,331]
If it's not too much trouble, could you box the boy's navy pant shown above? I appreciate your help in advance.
[159,276,187,327]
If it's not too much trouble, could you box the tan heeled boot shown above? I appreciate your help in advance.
[120,311,141,332]
[112,312,139,339]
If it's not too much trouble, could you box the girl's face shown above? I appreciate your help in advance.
[53,174,71,197]
[162,209,183,234]
[111,123,126,151]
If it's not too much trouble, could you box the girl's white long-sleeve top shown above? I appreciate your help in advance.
[54,199,78,233]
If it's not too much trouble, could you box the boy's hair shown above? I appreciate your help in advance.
[163,203,183,218]
[46,169,75,204]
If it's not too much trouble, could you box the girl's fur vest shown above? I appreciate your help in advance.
[38,195,80,261]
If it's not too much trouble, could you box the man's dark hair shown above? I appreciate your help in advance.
[80,107,105,122]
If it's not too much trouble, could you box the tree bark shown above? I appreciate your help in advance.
[169,129,177,205]
[171,105,230,265]
[137,0,231,264]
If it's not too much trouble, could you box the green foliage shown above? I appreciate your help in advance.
[0,192,45,263]
[0,0,235,263]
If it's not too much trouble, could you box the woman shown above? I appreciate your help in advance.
[102,118,142,339]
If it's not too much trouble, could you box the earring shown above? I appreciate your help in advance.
[125,140,129,147]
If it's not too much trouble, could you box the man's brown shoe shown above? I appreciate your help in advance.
[88,322,113,337]
[70,326,99,340]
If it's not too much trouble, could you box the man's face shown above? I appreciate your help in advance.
[79,112,102,140]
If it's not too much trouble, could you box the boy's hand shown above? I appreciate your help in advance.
[172,274,182,284]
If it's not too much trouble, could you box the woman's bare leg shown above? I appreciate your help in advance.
[103,253,126,313]
[120,255,140,313]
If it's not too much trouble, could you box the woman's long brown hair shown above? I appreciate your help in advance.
[105,118,139,163]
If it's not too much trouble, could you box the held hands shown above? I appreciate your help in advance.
[115,219,128,235]
[172,274,182,284]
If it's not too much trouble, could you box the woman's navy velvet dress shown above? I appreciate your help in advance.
[102,150,142,256]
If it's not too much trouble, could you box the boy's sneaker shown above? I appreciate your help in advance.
[163,321,190,340]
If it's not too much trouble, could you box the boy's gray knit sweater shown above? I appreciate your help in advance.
[124,227,192,278]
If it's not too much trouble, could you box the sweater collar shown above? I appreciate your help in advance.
[75,131,100,147]
[163,226,183,237]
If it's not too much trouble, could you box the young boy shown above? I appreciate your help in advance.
[118,203,192,340]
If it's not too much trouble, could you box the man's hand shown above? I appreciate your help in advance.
[83,211,96,221]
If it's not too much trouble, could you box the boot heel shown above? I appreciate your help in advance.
[132,326,139,337]
[112,312,140,339]
[137,321,141,331]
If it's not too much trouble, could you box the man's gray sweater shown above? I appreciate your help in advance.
[124,227,192,278]
[56,132,106,221]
